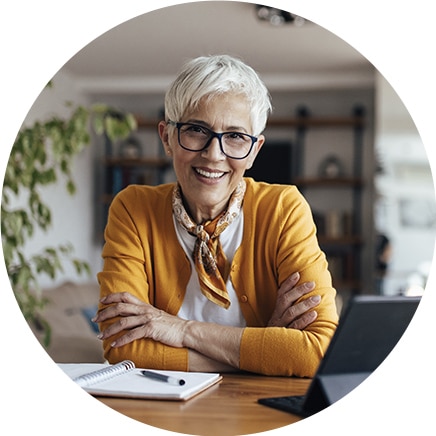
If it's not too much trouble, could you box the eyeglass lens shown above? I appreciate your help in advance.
[178,123,255,159]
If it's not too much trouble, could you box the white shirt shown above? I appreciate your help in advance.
[174,212,246,327]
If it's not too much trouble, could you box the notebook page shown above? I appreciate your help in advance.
[58,363,222,401]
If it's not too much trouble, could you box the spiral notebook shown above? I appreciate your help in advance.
[59,360,222,401]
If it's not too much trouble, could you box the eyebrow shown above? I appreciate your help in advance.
[184,119,249,134]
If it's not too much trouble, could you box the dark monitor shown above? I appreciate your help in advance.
[245,141,294,185]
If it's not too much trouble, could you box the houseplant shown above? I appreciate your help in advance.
[1,99,136,345]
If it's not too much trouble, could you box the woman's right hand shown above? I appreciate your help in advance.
[267,272,321,330]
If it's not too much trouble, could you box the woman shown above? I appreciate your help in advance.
[94,55,338,377]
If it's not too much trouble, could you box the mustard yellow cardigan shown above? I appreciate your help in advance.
[97,178,338,377]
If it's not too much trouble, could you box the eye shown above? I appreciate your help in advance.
[182,124,209,136]
[224,132,251,144]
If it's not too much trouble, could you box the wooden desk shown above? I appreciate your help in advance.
[96,373,310,435]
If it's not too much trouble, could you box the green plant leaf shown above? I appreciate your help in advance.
[2,87,135,347]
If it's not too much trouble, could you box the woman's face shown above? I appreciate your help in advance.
[160,93,265,222]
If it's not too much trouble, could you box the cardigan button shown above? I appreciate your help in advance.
[240,295,248,303]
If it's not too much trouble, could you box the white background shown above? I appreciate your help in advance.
[1,1,435,435]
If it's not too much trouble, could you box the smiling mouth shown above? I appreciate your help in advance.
[194,168,227,179]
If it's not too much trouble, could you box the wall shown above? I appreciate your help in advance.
[374,73,436,295]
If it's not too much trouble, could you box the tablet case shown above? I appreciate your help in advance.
[258,295,420,416]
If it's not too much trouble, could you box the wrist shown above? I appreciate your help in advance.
[182,319,196,349]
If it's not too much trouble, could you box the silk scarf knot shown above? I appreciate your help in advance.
[172,180,246,309]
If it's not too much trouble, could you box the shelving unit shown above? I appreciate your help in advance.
[298,106,365,296]
[102,156,171,202]
[97,116,172,240]
[249,105,366,297]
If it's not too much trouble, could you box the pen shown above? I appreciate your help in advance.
[141,370,186,386]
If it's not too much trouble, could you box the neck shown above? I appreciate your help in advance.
[183,197,227,224]
[176,180,245,225]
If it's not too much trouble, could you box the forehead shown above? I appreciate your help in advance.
[183,93,252,129]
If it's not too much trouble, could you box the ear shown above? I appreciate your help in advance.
[158,121,173,157]
[246,135,265,170]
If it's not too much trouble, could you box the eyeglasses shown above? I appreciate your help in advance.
[167,121,258,160]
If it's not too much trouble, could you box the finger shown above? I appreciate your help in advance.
[279,294,321,326]
[100,292,144,305]
[287,280,316,300]
[98,314,149,340]
[110,326,147,348]
[270,281,315,325]
[275,281,316,318]
[277,272,300,296]
[94,301,146,323]
[288,310,318,330]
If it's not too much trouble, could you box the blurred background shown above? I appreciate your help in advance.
[5,2,434,361]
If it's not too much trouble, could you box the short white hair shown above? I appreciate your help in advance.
[164,55,272,136]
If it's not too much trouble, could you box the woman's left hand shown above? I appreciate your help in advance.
[267,272,321,329]
[94,292,188,348]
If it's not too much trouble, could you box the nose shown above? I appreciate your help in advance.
[201,135,225,160]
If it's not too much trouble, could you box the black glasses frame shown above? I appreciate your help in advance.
[167,120,258,160]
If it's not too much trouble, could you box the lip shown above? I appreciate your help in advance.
[193,167,228,184]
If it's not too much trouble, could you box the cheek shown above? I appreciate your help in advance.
[245,159,254,170]
[246,138,264,169]
[243,155,257,171]
[172,150,195,175]
[232,160,252,175]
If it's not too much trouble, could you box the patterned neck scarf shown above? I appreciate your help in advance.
[172,180,246,309]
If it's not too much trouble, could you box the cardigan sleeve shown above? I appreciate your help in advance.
[238,182,339,377]
[97,186,189,371]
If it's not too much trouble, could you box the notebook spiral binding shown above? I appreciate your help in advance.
[73,360,135,388]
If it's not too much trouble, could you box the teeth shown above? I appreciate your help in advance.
[195,168,225,179]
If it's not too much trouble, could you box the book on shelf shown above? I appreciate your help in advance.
[59,360,222,401]
[315,209,355,239]
[325,210,342,238]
